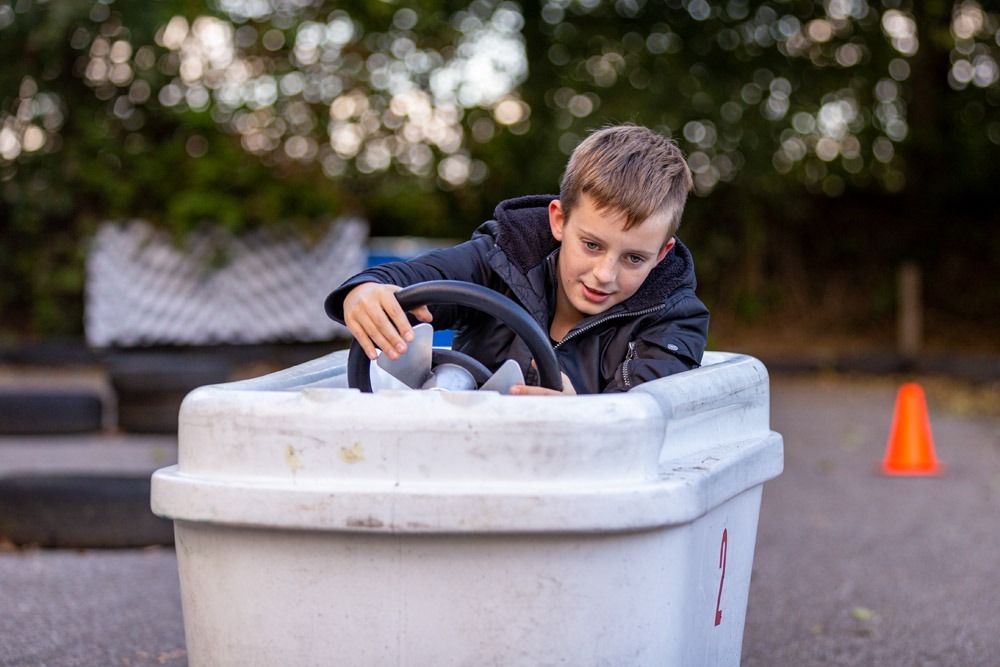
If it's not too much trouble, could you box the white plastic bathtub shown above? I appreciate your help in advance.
[151,350,783,666]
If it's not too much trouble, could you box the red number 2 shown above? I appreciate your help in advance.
[714,528,728,626]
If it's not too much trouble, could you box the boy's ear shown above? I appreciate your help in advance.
[656,237,676,264]
[548,199,565,242]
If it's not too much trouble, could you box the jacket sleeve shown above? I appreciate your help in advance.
[603,292,710,393]
[324,233,496,327]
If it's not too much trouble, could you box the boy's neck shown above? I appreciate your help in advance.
[548,254,578,341]
[549,310,577,343]
[550,278,595,341]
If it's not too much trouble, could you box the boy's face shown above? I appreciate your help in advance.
[548,194,674,324]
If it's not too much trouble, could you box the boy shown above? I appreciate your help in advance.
[325,124,710,395]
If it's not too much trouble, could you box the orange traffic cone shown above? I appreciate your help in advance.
[880,383,944,476]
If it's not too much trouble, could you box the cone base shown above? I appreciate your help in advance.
[879,462,945,477]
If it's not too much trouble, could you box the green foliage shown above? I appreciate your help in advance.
[0,0,348,334]
[1,0,999,339]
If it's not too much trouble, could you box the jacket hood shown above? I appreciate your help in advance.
[491,195,697,312]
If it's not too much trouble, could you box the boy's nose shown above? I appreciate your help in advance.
[592,256,617,284]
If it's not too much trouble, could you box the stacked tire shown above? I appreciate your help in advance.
[106,352,232,434]
[0,390,104,435]
[0,349,231,548]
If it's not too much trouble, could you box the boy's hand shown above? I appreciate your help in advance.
[509,371,576,396]
[343,282,433,361]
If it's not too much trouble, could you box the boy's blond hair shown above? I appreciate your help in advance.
[559,124,693,240]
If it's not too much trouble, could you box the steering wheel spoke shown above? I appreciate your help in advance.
[479,360,526,394]
[375,322,434,387]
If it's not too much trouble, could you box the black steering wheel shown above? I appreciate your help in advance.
[347,281,563,393]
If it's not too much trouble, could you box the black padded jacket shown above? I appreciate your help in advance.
[324,195,710,394]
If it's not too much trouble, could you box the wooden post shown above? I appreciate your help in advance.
[897,262,922,357]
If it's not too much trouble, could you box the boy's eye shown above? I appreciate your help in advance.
[626,255,645,265]
[584,241,600,251]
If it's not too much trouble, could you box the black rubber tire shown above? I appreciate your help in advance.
[106,353,232,433]
[106,353,232,393]
[0,391,104,435]
[115,392,190,434]
[0,475,175,548]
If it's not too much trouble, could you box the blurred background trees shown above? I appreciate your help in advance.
[2,0,998,349]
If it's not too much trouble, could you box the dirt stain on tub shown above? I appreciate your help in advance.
[339,442,365,463]
[284,445,304,473]
[347,516,383,528]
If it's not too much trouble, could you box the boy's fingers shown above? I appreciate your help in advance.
[349,310,404,361]
[510,384,551,396]
[357,291,407,355]
[376,337,404,360]
[350,313,386,361]
[344,283,434,359]
[345,320,378,361]
[383,296,415,344]
[510,372,575,396]
[343,283,413,359]
[364,314,407,360]
[509,384,566,396]
[410,305,433,323]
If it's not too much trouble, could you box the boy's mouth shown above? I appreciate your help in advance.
[582,284,612,303]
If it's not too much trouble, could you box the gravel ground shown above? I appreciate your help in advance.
[0,547,185,666]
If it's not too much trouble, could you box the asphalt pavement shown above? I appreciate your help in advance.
[743,374,1000,666]
[1,371,999,666]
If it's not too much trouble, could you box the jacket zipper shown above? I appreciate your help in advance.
[623,341,639,388]
[552,305,663,350]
